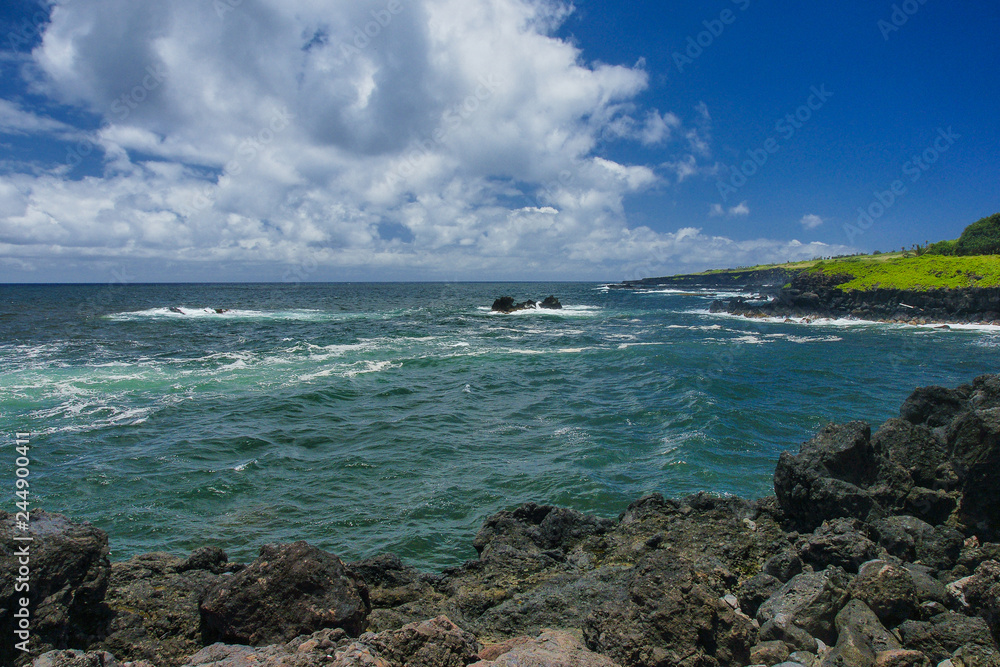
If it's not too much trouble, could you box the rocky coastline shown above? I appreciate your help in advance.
[4,375,1000,667]
[707,272,1000,326]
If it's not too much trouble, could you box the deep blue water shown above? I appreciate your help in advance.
[2,282,999,570]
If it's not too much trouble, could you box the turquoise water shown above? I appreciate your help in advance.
[2,282,999,570]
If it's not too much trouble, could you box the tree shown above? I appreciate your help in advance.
[955,212,1000,255]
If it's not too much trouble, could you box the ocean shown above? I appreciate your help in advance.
[2,282,999,570]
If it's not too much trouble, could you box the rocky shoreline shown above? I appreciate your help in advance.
[707,272,1000,326]
[4,376,1000,667]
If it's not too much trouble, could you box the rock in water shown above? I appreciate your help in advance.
[491,296,516,312]
[540,295,562,309]
[0,510,111,665]
[492,296,560,313]
[199,541,370,645]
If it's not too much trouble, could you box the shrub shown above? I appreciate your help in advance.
[925,239,957,255]
[955,212,1000,255]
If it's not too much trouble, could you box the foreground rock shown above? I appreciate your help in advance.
[774,374,1000,540]
[200,541,371,646]
[94,551,232,666]
[1,510,111,666]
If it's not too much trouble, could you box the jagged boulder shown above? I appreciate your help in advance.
[200,541,370,646]
[583,550,756,667]
[0,510,111,665]
[774,421,880,530]
[95,551,228,666]
[775,376,1000,539]
[897,612,999,663]
[756,567,851,645]
[539,296,562,310]
[799,518,880,573]
[849,561,919,627]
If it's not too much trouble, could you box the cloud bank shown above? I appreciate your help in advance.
[0,0,847,281]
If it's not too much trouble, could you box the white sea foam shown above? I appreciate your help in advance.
[107,307,340,322]
[694,308,1000,332]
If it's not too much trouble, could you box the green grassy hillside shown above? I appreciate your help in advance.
[805,254,1000,290]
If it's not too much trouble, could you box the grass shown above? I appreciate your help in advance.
[692,252,909,276]
[803,254,1000,290]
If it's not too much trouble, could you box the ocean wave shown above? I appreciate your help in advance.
[694,309,1000,332]
[107,307,346,322]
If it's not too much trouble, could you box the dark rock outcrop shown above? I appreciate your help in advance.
[756,567,851,645]
[0,510,111,666]
[775,375,1000,541]
[491,296,564,313]
[94,551,228,666]
[539,295,562,309]
[199,541,370,646]
[710,270,1000,324]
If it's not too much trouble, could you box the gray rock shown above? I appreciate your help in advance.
[0,510,111,665]
[850,561,919,627]
[757,567,852,644]
[904,564,950,607]
[750,639,791,665]
[766,549,805,582]
[948,643,1000,667]
[800,518,880,573]
[367,616,480,667]
[176,546,229,575]
[872,649,932,666]
[584,550,755,667]
[897,612,998,663]
[945,402,1000,540]
[94,552,224,666]
[738,572,784,618]
[200,541,370,646]
[471,630,618,666]
[963,560,1000,641]
[835,600,901,653]
[872,516,963,573]
[32,650,124,667]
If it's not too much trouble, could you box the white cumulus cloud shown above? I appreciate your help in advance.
[0,0,851,281]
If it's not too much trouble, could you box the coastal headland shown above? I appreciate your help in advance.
[615,253,1000,326]
[4,375,1000,666]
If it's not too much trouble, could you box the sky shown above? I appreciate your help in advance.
[0,0,998,283]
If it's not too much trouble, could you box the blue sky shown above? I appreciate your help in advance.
[1,0,998,282]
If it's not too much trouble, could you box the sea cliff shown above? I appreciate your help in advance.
[711,271,1000,325]
[4,376,1000,667]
